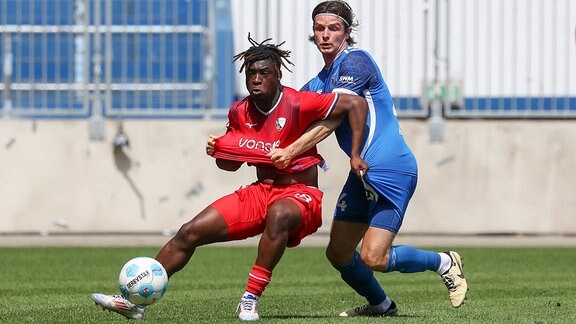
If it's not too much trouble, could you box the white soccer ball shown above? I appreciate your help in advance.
[118,256,169,306]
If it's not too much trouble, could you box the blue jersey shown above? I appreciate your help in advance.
[302,47,417,215]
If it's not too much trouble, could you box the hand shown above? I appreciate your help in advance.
[206,134,218,156]
[350,155,369,178]
[267,147,294,169]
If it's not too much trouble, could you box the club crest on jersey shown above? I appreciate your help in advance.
[275,117,286,131]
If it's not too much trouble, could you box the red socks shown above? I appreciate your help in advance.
[245,265,272,297]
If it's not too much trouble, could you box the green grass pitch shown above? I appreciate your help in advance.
[1,246,575,323]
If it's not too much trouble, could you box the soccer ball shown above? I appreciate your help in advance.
[118,256,169,306]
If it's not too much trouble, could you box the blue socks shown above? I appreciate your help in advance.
[333,246,441,306]
[385,245,441,273]
[334,251,386,305]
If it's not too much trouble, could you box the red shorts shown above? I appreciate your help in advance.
[210,181,323,247]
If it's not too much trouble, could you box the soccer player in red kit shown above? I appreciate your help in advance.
[91,35,368,321]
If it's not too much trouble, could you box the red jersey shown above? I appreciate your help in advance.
[213,86,338,173]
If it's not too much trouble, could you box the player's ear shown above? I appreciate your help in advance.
[277,69,282,80]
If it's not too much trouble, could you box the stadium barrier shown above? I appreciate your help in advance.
[1,119,574,235]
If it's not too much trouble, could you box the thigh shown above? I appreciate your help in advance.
[177,206,230,246]
[326,220,368,266]
[265,198,303,234]
[270,184,324,247]
[210,185,267,241]
[359,198,401,268]
[368,196,404,233]
[365,169,417,217]
[333,172,371,223]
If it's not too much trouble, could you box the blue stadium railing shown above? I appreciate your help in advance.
[0,0,236,119]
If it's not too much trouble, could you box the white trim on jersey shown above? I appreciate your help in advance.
[332,88,356,95]
[323,92,340,120]
[253,91,283,116]
[332,88,373,159]
[361,90,376,158]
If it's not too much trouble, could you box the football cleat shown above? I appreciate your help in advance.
[237,294,259,321]
[91,293,146,320]
[339,300,398,317]
[441,251,468,307]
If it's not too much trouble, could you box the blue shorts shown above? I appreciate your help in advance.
[333,171,417,233]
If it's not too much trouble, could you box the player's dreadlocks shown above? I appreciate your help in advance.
[233,33,294,73]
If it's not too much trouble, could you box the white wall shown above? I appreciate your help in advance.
[1,119,574,235]
[230,0,576,98]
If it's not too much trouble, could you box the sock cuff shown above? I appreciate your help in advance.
[385,246,398,272]
[334,250,360,271]
[246,265,272,297]
[249,264,272,283]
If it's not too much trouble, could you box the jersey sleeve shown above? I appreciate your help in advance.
[298,91,338,127]
[300,81,311,92]
[225,102,241,133]
[300,77,324,93]
[333,51,377,96]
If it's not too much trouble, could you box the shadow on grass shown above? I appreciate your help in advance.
[265,314,421,319]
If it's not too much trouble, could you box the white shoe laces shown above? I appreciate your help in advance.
[239,298,257,312]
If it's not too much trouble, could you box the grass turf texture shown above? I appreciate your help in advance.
[1,246,575,323]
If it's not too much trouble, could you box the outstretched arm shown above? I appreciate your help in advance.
[267,116,342,169]
[336,94,369,176]
[268,93,368,176]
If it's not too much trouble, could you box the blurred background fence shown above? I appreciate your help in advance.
[0,0,236,124]
[1,0,575,123]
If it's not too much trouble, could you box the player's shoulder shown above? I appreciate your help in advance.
[282,85,299,96]
[301,78,322,93]
[230,97,249,110]
[338,48,378,77]
[345,46,369,55]
[341,47,374,63]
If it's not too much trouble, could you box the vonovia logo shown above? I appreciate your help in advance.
[275,117,286,131]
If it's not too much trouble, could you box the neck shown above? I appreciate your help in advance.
[323,42,347,69]
[323,55,335,69]
[253,88,282,112]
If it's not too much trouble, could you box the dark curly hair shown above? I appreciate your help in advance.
[233,33,294,73]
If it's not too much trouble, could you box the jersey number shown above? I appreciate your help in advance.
[294,193,313,203]
[336,193,348,212]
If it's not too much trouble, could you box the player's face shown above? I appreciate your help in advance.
[312,15,350,57]
[245,59,280,101]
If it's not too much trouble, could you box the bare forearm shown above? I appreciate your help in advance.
[347,99,367,158]
[289,119,338,155]
[268,118,341,169]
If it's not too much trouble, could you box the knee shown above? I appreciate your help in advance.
[360,249,390,272]
[325,247,336,265]
[326,244,353,266]
[173,222,199,249]
[266,206,300,236]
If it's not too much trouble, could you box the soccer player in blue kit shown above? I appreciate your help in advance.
[269,0,468,317]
